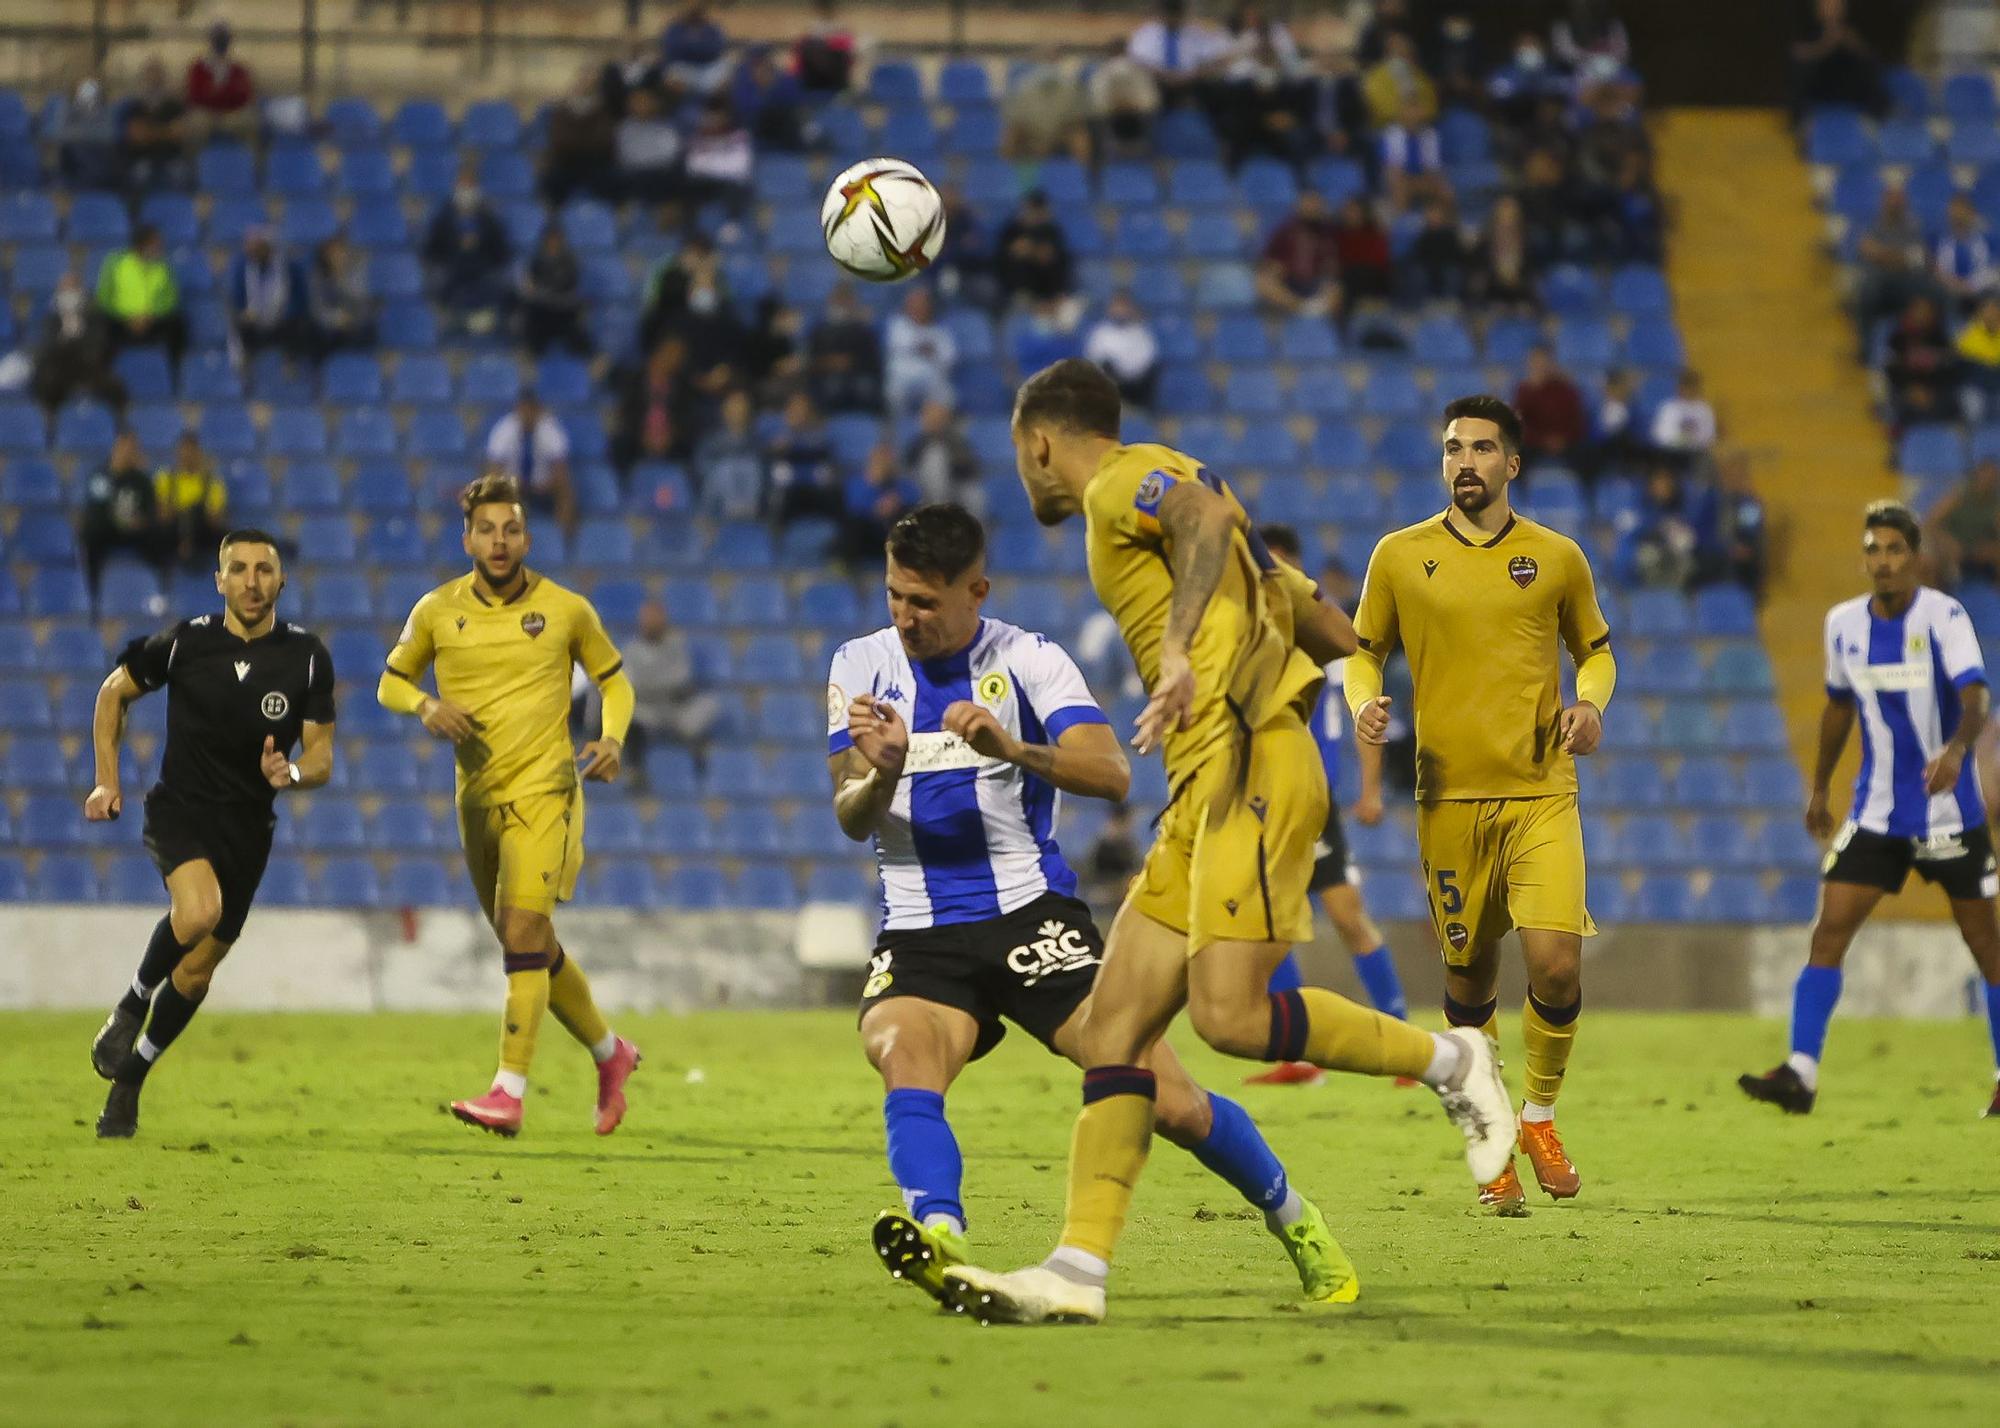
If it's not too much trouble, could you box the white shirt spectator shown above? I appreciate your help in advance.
[1084,313,1159,387]
[486,411,571,495]
[885,308,959,417]
[686,126,753,184]
[1650,395,1718,453]
[1127,18,1233,76]
[616,116,681,173]
[1222,21,1303,85]
[1377,123,1443,176]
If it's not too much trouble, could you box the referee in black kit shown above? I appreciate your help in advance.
[83,528,336,1138]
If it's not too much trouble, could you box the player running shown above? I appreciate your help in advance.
[1248,524,1410,1087]
[942,360,1513,1327]
[1344,395,1616,1213]
[1740,501,2000,1118]
[836,505,1357,1308]
[377,474,641,1137]
[85,529,336,1138]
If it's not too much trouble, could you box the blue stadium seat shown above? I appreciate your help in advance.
[1193,263,1256,311]
[3,457,64,508]
[1099,163,1162,207]
[96,564,162,621]
[14,510,78,565]
[197,142,256,197]
[389,354,452,405]
[562,199,619,254]
[1624,319,1685,370]
[354,463,416,516]
[1897,425,1964,480]
[11,243,70,297]
[298,798,369,852]
[364,798,439,853]
[265,141,326,197]
[945,108,1002,156]
[380,303,438,351]
[460,351,522,405]
[1155,106,1220,161]
[869,61,923,104]
[265,405,329,459]
[1805,108,1873,166]
[1943,73,1997,124]
[572,517,636,569]
[734,865,800,912]
[4,734,66,791]
[664,862,727,911]
[392,99,452,147]
[0,191,57,241]
[1225,367,1284,415]
[1672,755,1741,809]
[939,59,992,104]
[406,409,468,458]
[591,860,662,910]
[1555,317,1617,369]
[1111,208,1174,260]
[334,407,398,460]
[22,793,87,848]
[106,853,163,903]
[345,192,407,249]
[1411,316,1477,365]
[67,190,130,245]
[318,856,382,908]
[590,802,650,856]
[0,677,54,730]
[296,513,359,564]
[138,192,200,246]
[52,399,115,454]
[37,853,99,902]
[309,570,375,624]
[387,859,453,906]
[876,105,937,158]
[326,96,383,144]
[1625,588,1693,639]
[1634,874,1697,923]
[321,353,384,404]
[280,196,339,248]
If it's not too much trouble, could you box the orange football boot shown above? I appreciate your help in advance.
[1478,1159,1528,1216]
[1518,1118,1581,1199]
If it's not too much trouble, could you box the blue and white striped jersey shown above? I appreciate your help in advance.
[827,619,1109,931]
[1825,587,1989,838]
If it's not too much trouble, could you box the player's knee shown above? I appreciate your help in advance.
[494,907,552,957]
[172,892,222,945]
[175,940,228,993]
[1186,991,1265,1059]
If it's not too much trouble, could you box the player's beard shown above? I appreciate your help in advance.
[1451,474,1493,513]
[475,554,523,594]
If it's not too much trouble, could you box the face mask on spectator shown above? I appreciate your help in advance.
[454,184,480,212]
[1516,45,1545,70]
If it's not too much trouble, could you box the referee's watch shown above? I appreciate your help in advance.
[286,761,301,788]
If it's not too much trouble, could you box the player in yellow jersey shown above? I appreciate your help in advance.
[941,358,1514,1327]
[1344,395,1617,1213]
[376,474,642,1138]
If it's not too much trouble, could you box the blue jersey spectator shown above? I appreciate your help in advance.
[662,2,732,94]
[226,227,308,365]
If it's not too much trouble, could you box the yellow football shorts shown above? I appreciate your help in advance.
[1415,794,1594,965]
[458,786,585,919]
[1132,712,1329,955]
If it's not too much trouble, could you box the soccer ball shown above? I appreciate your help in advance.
[820,158,946,283]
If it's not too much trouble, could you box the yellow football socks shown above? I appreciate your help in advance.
[1298,987,1436,1079]
[1522,993,1580,1109]
[1057,1068,1156,1262]
[499,968,550,1077]
[548,949,612,1053]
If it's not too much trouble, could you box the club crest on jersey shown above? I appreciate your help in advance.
[521,612,546,638]
[1444,920,1469,952]
[863,949,894,999]
[1134,469,1174,518]
[1006,920,1099,987]
[827,683,846,727]
[261,691,289,721]
[976,671,1009,707]
[1508,556,1538,589]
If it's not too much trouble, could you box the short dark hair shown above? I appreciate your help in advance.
[133,222,160,247]
[886,503,986,583]
[1440,394,1524,455]
[1014,358,1122,439]
[1863,498,1922,552]
[1259,523,1302,561]
[461,472,525,526]
[218,528,282,565]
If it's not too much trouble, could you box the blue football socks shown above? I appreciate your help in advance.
[1351,945,1408,1020]
[1266,953,1304,994]
[1188,1091,1290,1215]
[882,1088,964,1231]
[1789,964,1843,1066]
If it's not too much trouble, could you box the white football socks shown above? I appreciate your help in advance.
[1264,1187,1306,1231]
[1785,1052,1819,1092]
[590,1031,618,1064]
[1520,1100,1555,1124]
[1418,1031,1465,1089]
[1044,1244,1109,1289]
[493,1069,528,1098]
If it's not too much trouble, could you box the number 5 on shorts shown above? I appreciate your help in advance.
[1434,869,1463,916]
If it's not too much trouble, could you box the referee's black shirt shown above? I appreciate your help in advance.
[118,615,337,807]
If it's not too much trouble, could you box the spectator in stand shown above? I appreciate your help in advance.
[1256,189,1341,318]
[225,227,308,369]
[1125,0,1234,109]
[1515,145,1578,270]
[1553,0,1632,74]
[96,224,186,372]
[1956,294,2000,421]
[1613,463,1720,591]
[1929,458,2000,587]
[1430,10,1485,109]
[1214,4,1311,168]
[932,184,995,308]
[600,34,665,121]
[617,600,723,787]
[1792,0,1886,118]
[743,296,808,403]
[662,2,733,95]
[732,46,809,151]
[904,399,982,512]
[694,389,768,520]
[1352,0,1413,67]
[485,390,576,532]
[1088,45,1162,160]
[1083,804,1141,913]
[639,234,735,356]
[1885,294,1960,428]
[1934,193,1995,315]
[841,443,922,565]
[80,429,170,609]
[1650,368,1721,464]
[1303,45,1370,161]
[809,285,884,415]
[1853,184,1935,335]
[793,0,861,96]
[51,76,120,188]
[613,335,702,473]
[155,429,229,571]
[1004,55,1092,164]
[884,287,958,418]
[118,58,191,191]
[1376,95,1445,214]
[614,86,684,204]
[996,190,1075,309]
[681,96,754,226]
[1572,61,1650,197]
[1584,367,1645,481]
[1601,150,1665,265]
[1332,196,1394,305]
[31,271,127,421]
[423,165,511,335]
[184,22,254,143]
[1712,450,1769,597]
[1084,289,1161,409]
[542,64,618,206]
[1012,294,1085,376]
[1361,29,1437,130]
[768,390,842,527]
[1487,31,1560,133]
[305,236,376,361]
[1404,196,1473,303]
[1513,345,1588,472]
[518,226,591,357]
[1467,192,1538,313]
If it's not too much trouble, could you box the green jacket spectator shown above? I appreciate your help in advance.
[95,224,187,371]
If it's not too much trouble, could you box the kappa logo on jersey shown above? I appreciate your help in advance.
[234,660,250,682]
[976,671,1009,707]
[1509,556,1538,589]
[261,691,289,720]
[1006,920,1099,986]
[862,949,894,999]
[1444,920,1469,951]
[521,612,546,639]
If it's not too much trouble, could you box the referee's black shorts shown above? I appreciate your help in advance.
[142,791,277,945]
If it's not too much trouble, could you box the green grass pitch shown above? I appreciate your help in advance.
[3,1010,1997,1427]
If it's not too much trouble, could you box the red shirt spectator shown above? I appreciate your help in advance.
[1257,192,1339,314]
[1331,198,1392,301]
[187,23,254,114]
[1513,346,1588,462]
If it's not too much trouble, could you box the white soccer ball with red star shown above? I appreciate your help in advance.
[820,157,946,283]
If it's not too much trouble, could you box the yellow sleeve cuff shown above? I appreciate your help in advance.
[1576,648,1617,713]
[598,671,635,745]
[1342,647,1385,720]
[376,667,428,716]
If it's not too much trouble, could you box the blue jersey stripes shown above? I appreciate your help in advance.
[828,619,1110,931]
[1824,587,1988,838]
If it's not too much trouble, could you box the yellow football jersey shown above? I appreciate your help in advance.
[384,570,623,807]
[1351,512,1610,802]
[1082,442,1324,778]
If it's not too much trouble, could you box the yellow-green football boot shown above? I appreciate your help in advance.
[1273,1195,1361,1304]
[871,1209,968,1306]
